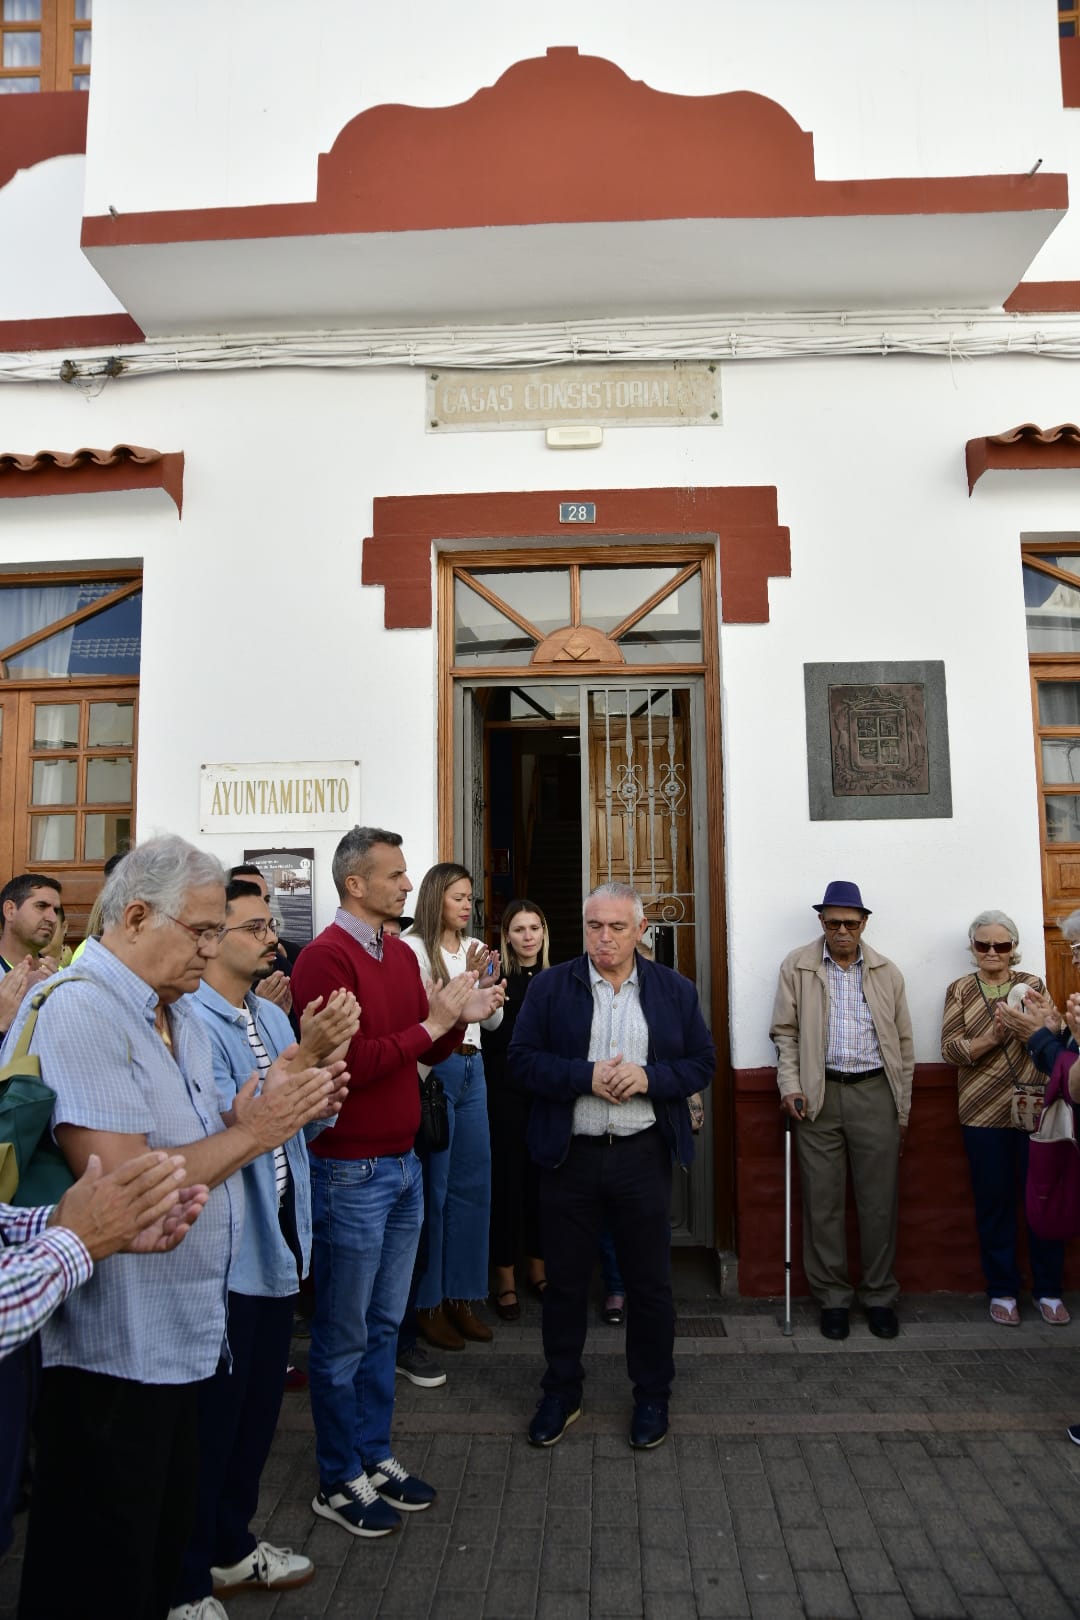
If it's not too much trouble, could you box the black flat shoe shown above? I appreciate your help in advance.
[526,1278,547,1302]
[866,1305,899,1339]
[491,1289,520,1323]
[820,1307,850,1341]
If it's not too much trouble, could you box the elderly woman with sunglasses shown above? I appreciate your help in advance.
[941,909,1069,1326]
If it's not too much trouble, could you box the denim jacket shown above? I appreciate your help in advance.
[190,980,330,1297]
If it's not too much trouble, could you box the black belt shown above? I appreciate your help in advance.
[573,1125,658,1148]
[825,1066,885,1085]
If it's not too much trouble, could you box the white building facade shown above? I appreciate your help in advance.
[3,0,1080,1287]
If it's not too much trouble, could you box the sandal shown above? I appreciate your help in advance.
[989,1297,1021,1326]
[1036,1297,1071,1325]
[526,1278,547,1302]
[491,1288,520,1323]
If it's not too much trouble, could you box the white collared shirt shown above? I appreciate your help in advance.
[572,960,656,1137]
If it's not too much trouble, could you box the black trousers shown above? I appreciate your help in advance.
[539,1126,674,1407]
[174,1291,296,1604]
[488,1089,541,1268]
[0,1338,37,1557]
[18,1367,202,1620]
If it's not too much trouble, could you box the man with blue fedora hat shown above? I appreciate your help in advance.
[770,881,913,1340]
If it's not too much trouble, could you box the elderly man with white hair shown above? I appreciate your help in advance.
[4,835,340,1620]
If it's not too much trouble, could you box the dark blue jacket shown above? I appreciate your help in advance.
[1029,1025,1078,1077]
[509,953,715,1170]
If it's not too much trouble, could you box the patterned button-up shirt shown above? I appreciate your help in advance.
[0,1204,91,1359]
[573,960,657,1137]
[0,938,243,1383]
[824,944,885,1073]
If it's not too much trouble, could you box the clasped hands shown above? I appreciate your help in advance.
[592,1051,648,1104]
[993,988,1061,1042]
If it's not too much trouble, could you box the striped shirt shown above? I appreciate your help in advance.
[941,970,1046,1128]
[824,945,884,1073]
[0,937,242,1383]
[244,1007,288,1205]
[573,961,656,1137]
[0,1204,91,1359]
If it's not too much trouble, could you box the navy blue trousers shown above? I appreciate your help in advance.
[174,1291,295,1603]
[962,1124,1064,1299]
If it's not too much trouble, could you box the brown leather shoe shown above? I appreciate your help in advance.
[416,1304,465,1352]
[445,1299,494,1343]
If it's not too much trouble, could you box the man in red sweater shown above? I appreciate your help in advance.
[291,826,502,1539]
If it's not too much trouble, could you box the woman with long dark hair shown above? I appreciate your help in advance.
[482,899,550,1320]
[403,864,504,1350]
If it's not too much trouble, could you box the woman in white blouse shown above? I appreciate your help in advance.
[403,864,504,1350]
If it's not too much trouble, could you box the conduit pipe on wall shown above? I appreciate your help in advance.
[4,308,1080,384]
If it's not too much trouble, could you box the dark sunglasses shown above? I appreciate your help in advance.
[972,939,1013,955]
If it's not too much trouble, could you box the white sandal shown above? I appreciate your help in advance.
[989,1297,1020,1325]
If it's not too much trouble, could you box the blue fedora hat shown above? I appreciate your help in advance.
[813,880,871,915]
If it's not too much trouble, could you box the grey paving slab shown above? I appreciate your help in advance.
[6,1288,1080,1619]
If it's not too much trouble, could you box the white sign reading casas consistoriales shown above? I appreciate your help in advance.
[199,761,360,833]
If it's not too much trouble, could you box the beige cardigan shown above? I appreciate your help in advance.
[769,937,915,1125]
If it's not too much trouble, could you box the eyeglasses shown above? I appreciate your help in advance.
[822,919,865,932]
[165,914,227,947]
[222,919,279,942]
[972,939,1014,955]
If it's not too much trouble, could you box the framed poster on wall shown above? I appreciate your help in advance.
[243,847,315,945]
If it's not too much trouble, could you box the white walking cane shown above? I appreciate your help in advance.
[782,1100,804,1337]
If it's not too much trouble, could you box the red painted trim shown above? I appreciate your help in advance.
[966,423,1080,493]
[734,1063,1080,1295]
[1003,280,1080,312]
[0,91,86,193]
[80,49,1066,250]
[1062,36,1080,109]
[362,487,790,630]
[0,446,184,516]
[0,315,144,353]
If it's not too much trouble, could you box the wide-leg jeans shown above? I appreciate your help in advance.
[962,1123,1064,1300]
[416,1050,491,1306]
[308,1151,423,1487]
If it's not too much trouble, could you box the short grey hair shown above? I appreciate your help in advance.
[1062,908,1080,943]
[99,835,226,930]
[584,882,645,925]
[968,908,1021,966]
[332,825,402,899]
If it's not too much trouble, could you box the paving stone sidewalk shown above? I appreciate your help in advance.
[4,1280,1080,1619]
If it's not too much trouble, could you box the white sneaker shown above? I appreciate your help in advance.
[167,1600,229,1620]
[210,1539,314,1595]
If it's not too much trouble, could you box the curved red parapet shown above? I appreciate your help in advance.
[966,423,1080,493]
[81,46,1067,250]
[0,444,184,515]
[0,90,86,194]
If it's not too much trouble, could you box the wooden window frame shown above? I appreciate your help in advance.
[0,0,91,95]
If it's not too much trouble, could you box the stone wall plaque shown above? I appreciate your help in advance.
[426,361,721,432]
[804,661,952,821]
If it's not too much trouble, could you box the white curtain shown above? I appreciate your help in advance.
[0,586,87,677]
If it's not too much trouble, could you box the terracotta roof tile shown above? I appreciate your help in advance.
[967,424,1080,493]
[0,444,184,514]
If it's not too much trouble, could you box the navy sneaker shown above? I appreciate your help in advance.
[312,1473,402,1537]
[629,1401,669,1449]
[527,1394,581,1447]
[366,1456,436,1512]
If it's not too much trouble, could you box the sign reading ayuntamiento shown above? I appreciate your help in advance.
[427,362,721,432]
[200,761,360,833]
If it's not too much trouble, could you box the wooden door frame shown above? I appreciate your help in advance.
[437,541,733,1249]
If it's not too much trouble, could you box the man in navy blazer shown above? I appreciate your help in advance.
[509,882,715,1450]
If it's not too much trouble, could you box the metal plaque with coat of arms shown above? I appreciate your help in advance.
[829,683,929,796]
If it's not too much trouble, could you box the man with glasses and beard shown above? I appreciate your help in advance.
[171,879,360,1617]
[770,881,913,1343]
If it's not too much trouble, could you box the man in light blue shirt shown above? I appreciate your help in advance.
[6,836,339,1620]
[173,879,357,1616]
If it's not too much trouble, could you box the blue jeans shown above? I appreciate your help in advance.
[308,1153,423,1487]
[599,1228,625,1296]
[416,1050,491,1307]
[962,1124,1064,1299]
